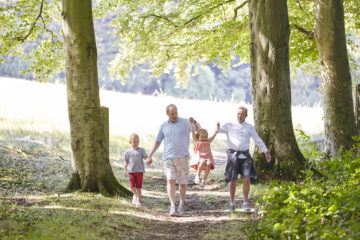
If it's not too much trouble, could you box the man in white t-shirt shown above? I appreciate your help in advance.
[218,106,271,212]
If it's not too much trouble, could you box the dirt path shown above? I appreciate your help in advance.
[126,150,256,239]
[1,142,256,239]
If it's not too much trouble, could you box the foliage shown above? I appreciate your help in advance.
[0,0,64,81]
[248,136,360,239]
[95,0,250,86]
[288,0,360,83]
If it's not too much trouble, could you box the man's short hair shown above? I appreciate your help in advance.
[166,104,177,114]
[238,106,248,115]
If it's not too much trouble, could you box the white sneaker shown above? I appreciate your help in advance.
[229,203,236,213]
[195,175,200,184]
[169,206,176,216]
[178,204,185,215]
[135,202,142,208]
[132,195,137,204]
[241,202,250,210]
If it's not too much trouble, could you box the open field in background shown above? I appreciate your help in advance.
[0,77,324,139]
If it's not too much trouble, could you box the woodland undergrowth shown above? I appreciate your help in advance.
[248,131,360,239]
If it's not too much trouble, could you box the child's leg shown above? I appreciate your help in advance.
[130,187,137,196]
[129,173,137,201]
[203,161,212,182]
[136,172,144,203]
[136,188,142,203]
[197,159,206,177]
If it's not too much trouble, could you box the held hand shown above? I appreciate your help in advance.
[216,122,220,130]
[146,156,152,165]
[265,152,271,163]
[189,117,194,123]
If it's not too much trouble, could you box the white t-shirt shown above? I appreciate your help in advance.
[218,121,268,158]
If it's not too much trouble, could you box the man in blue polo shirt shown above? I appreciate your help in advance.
[147,104,199,216]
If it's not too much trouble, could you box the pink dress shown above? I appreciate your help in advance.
[190,141,215,170]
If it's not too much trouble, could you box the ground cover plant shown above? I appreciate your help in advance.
[248,132,360,239]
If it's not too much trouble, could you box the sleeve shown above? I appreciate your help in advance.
[124,151,130,163]
[156,124,164,142]
[249,125,268,153]
[141,148,148,159]
[218,122,229,134]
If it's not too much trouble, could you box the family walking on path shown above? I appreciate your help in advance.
[124,104,271,216]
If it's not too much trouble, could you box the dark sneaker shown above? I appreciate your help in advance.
[241,202,251,211]
[169,206,176,216]
[229,204,235,213]
[178,204,186,215]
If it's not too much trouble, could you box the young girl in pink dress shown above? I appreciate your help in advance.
[190,120,220,185]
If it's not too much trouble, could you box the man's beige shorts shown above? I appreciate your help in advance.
[164,156,190,185]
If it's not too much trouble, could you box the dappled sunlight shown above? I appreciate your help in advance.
[142,190,167,199]
[109,209,248,223]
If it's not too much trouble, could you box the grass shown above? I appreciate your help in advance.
[0,77,325,239]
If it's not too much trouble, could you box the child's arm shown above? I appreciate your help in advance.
[123,161,128,177]
[208,122,220,143]
[189,118,197,142]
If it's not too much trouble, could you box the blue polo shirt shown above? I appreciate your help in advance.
[156,117,191,161]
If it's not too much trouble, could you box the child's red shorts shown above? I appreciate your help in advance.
[128,172,143,188]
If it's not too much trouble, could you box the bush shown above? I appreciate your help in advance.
[248,137,360,239]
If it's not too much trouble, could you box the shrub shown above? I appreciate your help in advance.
[248,136,360,239]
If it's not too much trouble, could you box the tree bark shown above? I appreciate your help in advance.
[315,0,357,155]
[248,0,305,179]
[62,0,131,197]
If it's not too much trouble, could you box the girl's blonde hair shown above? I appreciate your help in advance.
[196,128,208,139]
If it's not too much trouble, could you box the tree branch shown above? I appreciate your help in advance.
[233,1,247,19]
[17,0,44,43]
[183,0,235,27]
[294,24,314,39]
[40,15,55,41]
[141,14,179,27]
[296,0,311,18]
[160,35,208,48]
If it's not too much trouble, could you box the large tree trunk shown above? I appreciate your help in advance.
[315,0,357,155]
[61,0,130,197]
[248,0,305,179]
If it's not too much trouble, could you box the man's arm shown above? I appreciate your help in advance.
[249,125,271,163]
[146,141,161,165]
[189,118,197,141]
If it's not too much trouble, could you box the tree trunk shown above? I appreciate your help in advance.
[315,0,357,155]
[248,0,305,179]
[61,0,131,197]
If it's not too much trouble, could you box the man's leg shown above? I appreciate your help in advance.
[229,179,238,204]
[179,184,187,206]
[167,179,176,207]
[242,177,250,202]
